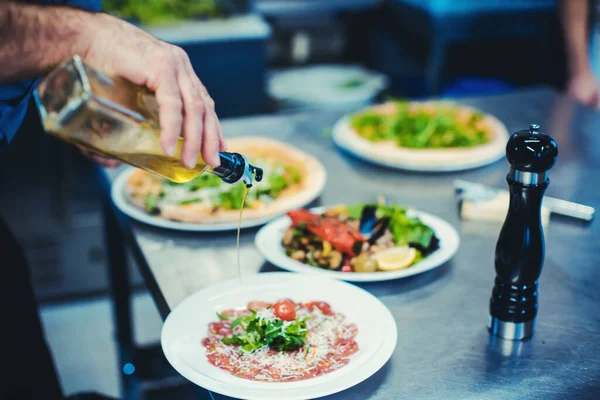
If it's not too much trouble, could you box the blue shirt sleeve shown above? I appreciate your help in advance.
[0,80,37,152]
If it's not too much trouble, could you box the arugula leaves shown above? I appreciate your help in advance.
[216,312,231,321]
[160,161,302,211]
[221,309,308,353]
[217,183,249,210]
[178,198,202,205]
[144,193,161,212]
[350,100,489,148]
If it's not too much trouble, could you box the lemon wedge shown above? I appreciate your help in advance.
[375,246,416,271]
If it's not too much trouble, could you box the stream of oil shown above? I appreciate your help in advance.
[237,187,250,282]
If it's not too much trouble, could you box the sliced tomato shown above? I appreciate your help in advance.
[287,210,364,256]
[273,300,297,321]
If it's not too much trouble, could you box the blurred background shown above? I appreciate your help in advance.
[0,0,597,399]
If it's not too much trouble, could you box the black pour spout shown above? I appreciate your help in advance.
[212,152,263,188]
[488,124,558,341]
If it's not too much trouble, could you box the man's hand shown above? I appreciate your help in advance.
[566,70,600,108]
[558,0,600,109]
[84,14,226,168]
[0,4,226,169]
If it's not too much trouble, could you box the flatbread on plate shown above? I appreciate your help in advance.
[125,137,326,224]
[332,100,509,171]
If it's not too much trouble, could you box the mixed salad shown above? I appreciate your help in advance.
[282,203,439,272]
[350,100,492,149]
[218,300,308,352]
[143,159,302,213]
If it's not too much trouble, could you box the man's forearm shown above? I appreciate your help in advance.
[558,0,592,76]
[0,2,96,83]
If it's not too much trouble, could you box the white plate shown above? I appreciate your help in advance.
[161,272,397,400]
[332,102,510,172]
[111,166,326,232]
[255,207,460,282]
[268,65,388,110]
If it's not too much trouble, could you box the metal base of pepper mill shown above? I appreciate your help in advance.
[488,316,535,341]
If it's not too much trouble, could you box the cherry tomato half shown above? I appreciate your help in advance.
[273,300,297,321]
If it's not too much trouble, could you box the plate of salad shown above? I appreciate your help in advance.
[332,100,509,172]
[255,203,460,282]
[111,137,327,231]
[161,272,397,399]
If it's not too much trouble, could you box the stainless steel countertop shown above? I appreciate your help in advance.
[104,88,600,399]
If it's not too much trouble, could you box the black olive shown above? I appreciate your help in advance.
[150,207,161,215]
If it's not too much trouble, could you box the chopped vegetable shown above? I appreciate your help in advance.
[218,183,249,210]
[178,198,202,205]
[350,100,490,149]
[187,174,222,191]
[351,203,436,249]
[144,193,160,212]
[216,312,231,321]
[287,209,364,256]
[158,158,302,211]
[282,203,439,274]
[221,308,307,352]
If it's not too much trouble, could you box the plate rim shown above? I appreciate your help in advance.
[255,206,460,282]
[331,102,509,172]
[160,272,398,400]
[111,162,327,232]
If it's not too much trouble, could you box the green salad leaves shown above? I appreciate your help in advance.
[151,161,302,210]
[347,203,435,249]
[219,310,308,353]
[103,0,222,25]
[350,100,490,149]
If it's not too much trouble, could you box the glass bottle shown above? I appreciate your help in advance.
[33,55,262,187]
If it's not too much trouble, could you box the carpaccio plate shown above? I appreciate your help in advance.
[202,300,359,382]
[161,272,397,400]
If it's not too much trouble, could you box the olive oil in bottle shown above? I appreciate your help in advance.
[34,55,262,187]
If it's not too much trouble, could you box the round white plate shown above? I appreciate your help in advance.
[161,272,397,400]
[255,207,460,282]
[332,102,510,172]
[111,166,326,232]
[268,64,388,110]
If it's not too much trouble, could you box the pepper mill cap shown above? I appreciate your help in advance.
[506,124,558,173]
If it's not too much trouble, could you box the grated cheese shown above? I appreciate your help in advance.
[204,303,358,382]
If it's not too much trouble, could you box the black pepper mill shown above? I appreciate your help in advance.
[488,124,558,340]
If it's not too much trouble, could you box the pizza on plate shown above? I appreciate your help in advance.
[333,100,509,170]
[125,137,326,223]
